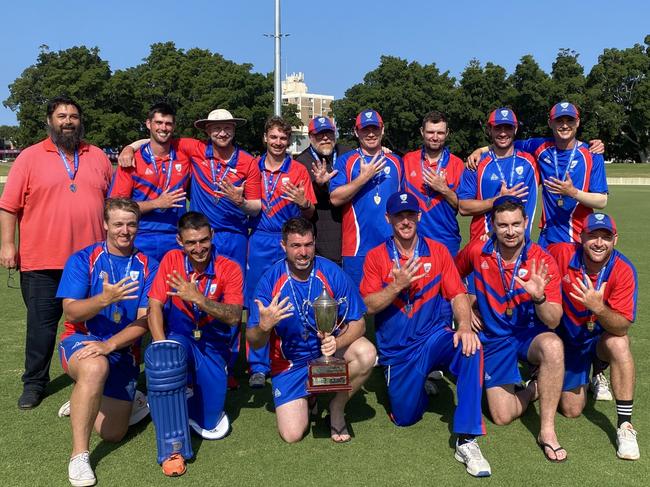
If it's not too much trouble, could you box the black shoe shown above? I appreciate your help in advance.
[18,389,43,410]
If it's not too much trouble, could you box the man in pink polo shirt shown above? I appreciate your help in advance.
[0,96,113,410]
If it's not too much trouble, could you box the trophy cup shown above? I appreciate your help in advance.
[305,287,352,393]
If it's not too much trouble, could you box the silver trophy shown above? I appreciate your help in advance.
[304,287,351,393]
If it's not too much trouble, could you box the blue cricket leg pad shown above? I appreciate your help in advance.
[145,340,194,464]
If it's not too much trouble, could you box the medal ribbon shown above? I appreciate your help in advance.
[420,147,449,202]
[579,249,615,328]
[551,141,579,207]
[358,148,385,200]
[309,146,337,169]
[389,237,420,313]
[495,243,525,313]
[285,262,317,338]
[259,154,290,211]
[56,147,79,182]
[143,143,175,190]
[102,242,135,323]
[184,255,213,329]
[488,149,517,187]
[206,143,239,193]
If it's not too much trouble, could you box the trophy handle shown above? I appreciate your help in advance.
[332,297,348,334]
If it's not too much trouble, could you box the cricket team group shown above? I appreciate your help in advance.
[0,95,640,486]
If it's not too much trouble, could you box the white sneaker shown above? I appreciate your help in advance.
[616,422,640,460]
[58,400,71,418]
[128,390,149,426]
[590,372,613,401]
[189,413,231,440]
[455,439,491,477]
[68,451,96,487]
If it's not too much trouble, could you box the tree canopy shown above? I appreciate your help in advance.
[4,36,650,161]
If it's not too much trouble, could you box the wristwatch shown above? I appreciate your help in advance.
[532,294,547,305]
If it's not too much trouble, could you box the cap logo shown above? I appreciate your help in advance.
[318,117,325,123]
[560,102,569,109]
[595,214,605,221]
[500,110,509,117]
[365,112,373,119]
[400,194,408,202]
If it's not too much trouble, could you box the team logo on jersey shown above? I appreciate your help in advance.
[563,274,571,283]
[130,271,140,281]
[99,271,108,280]
[423,262,432,273]
[410,170,417,177]
[209,283,217,294]
[480,260,489,270]
[175,163,182,172]
[384,167,390,175]
[282,177,290,186]
[570,160,578,169]
[273,388,282,398]
[484,371,492,381]
[518,268,528,278]
[145,167,154,175]
[490,173,499,181]
[543,157,552,164]
[516,166,523,176]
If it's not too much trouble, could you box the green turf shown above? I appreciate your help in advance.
[0,186,648,486]
[605,163,650,178]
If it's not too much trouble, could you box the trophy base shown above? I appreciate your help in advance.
[306,356,351,394]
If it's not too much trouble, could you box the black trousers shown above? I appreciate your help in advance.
[19,270,63,393]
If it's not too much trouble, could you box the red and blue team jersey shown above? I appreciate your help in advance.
[250,154,316,234]
[148,248,243,351]
[402,148,464,253]
[360,236,466,365]
[247,256,366,376]
[548,242,637,347]
[176,138,261,235]
[515,138,608,244]
[457,150,539,240]
[56,242,158,342]
[330,150,405,257]
[109,141,190,235]
[455,238,561,339]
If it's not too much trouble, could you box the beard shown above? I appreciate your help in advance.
[48,122,85,153]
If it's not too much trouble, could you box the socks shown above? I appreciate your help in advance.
[616,399,633,427]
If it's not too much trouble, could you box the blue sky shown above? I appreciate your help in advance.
[2,0,648,125]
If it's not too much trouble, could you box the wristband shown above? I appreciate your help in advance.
[532,294,546,305]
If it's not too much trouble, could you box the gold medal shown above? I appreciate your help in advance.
[505,307,513,317]
[193,329,202,341]
[113,310,122,323]
[586,320,595,332]
[374,194,381,205]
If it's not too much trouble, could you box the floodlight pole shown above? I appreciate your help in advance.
[274,0,282,116]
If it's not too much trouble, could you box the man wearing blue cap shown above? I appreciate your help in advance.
[361,191,491,477]
[456,195,567,462]
[295,117,352,265]
[330,109,405,288]
[548,213,640,460]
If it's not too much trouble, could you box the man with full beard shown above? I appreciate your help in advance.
[0,96,113,409]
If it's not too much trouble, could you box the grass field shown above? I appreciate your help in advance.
[0,186,648,487]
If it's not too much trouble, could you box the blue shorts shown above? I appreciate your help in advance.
[271,364,309,408]
[213,230,247,274]
[59,333,138,402]
[562,337,602,391]
[135,231,180,262]
[482,326,547,388]
[168,332,228,431]
[245,230,284,307]
[383,326,484,435]
[342,256,365,290]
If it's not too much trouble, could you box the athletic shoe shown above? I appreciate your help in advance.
[128,390,149,426]
[249,372,266,389]
[189,412,231,440]
[162,453,186,477]
[68,451,96,487]
[58,400,71,418]
[616,422,640,460]
[424,378,439,396]
[428,370,444,381]
[454,439,492,477]
[590,372,613,401]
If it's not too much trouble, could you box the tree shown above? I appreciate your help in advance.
[508,55,552,139]
[586,37,650,162]
[331,56,456,153]
[0,125,19,148]
[4,45,112,147]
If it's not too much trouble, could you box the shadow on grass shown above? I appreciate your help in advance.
[45,373,74,398]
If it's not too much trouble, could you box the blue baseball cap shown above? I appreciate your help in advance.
[386,191,420,215]
[583,213,617,234]
[355,109,384,129]
[308,116,336,134]
[492,195,525,209]
[487,108,518,127]
[549,101,580,120]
